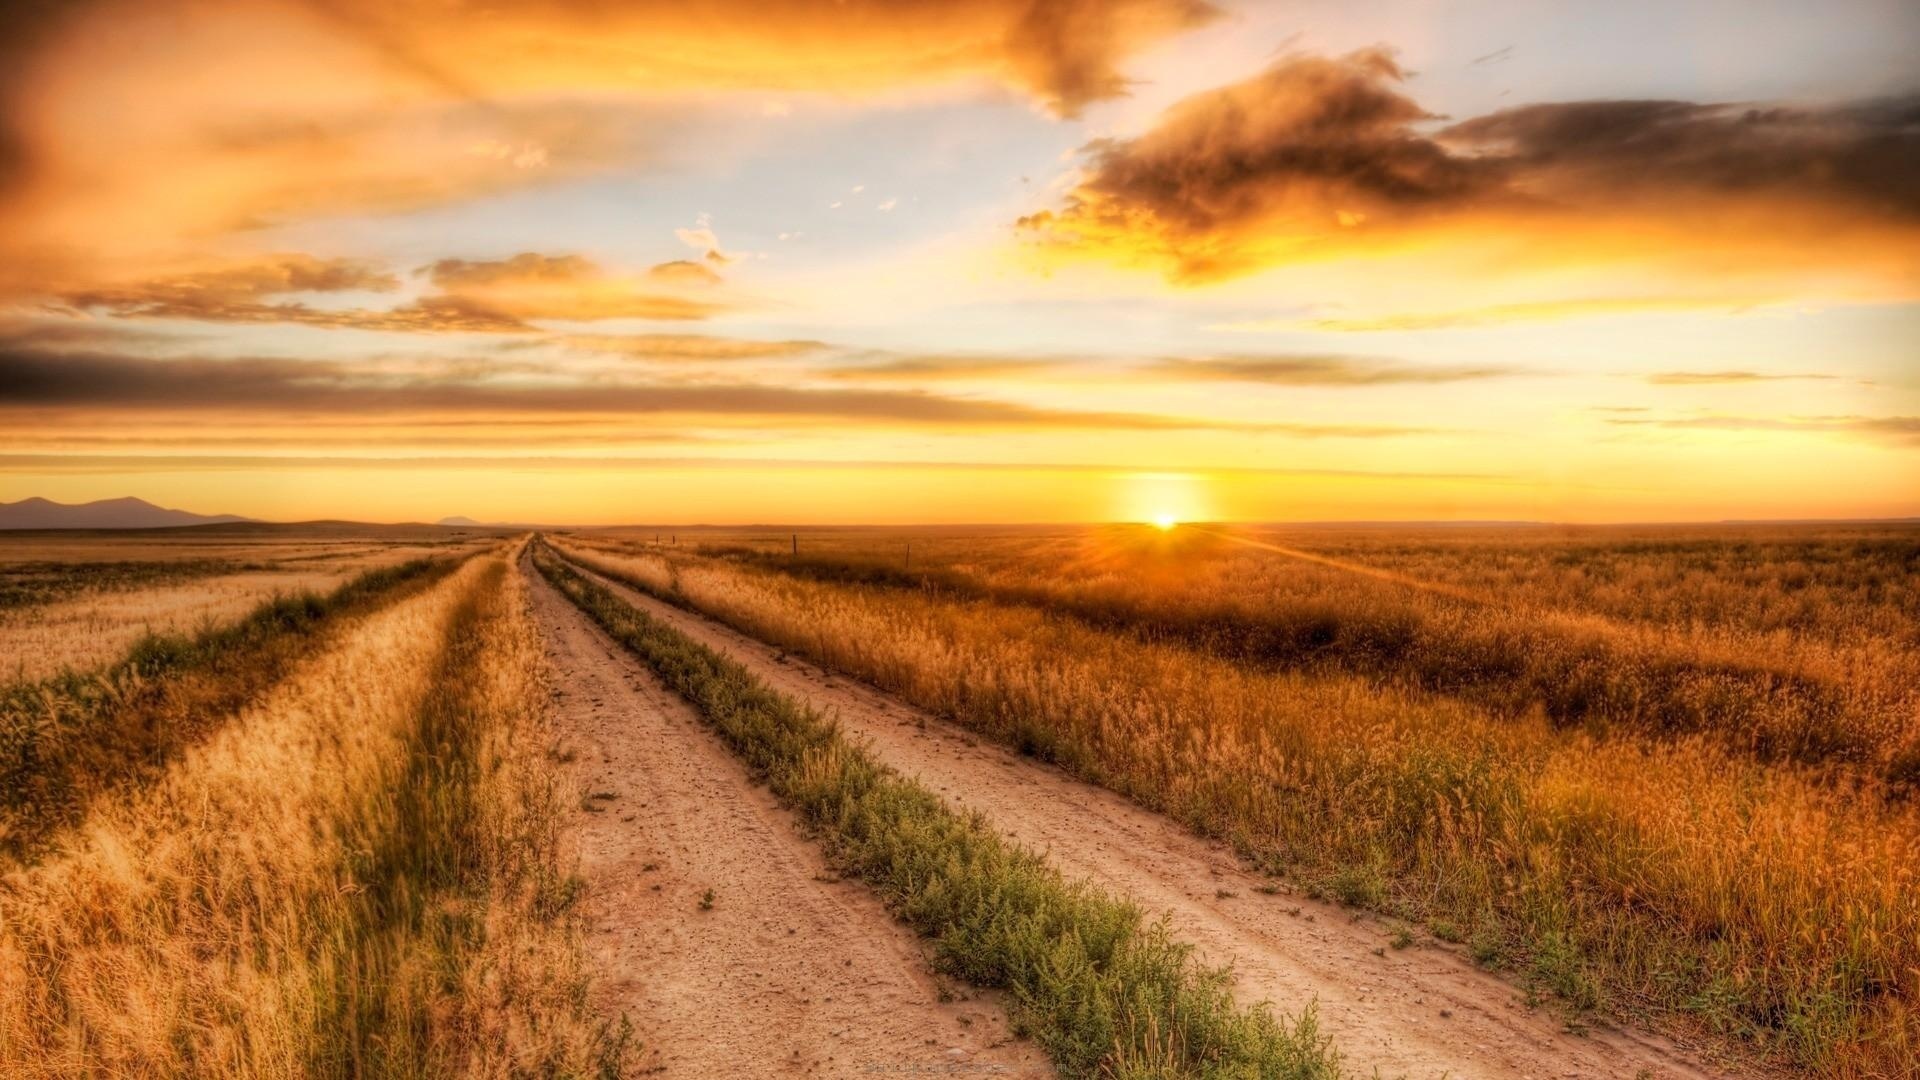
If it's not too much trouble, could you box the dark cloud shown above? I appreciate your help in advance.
[1017,49,1497,278]
[0,452,1507,486]
[1019,48,1920,281]
[1440,95,1920,219]
[1071,50,1481,226]
[1149,355,1520,385]
[0,341,1429,435]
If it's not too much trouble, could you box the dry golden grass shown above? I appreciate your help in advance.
[0,537,488,685]
[600,524,1920,782]
[0,549,612,1077]
[557,532,1920,1077]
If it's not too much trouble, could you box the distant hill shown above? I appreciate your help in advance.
[438,515,557,530]
[0,496,257,531]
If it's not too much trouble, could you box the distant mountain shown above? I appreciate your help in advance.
[437,515,557,530]
[0,496,257,530]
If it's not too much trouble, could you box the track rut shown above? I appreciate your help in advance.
[525,559,1049,1077]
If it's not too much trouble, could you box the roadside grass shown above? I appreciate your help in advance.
[0,551,617,1077]
[0,553,466,863]
[534,541,1341,1079]
[553,536,1920,1078]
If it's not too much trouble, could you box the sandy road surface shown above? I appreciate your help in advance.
[565,558,1733,1080]
[524,560,1049,1078]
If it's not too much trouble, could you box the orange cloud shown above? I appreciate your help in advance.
[302,0,1218,117]
[558,334,827,361]
[0,0,1214,293]
[41,251,733,331]
[37,254,496,328]
[1148,356,1522,385]
[1017,49,1920,290]
[423,252,731,322]
[0,335,1438,439]
[646,261,726,287]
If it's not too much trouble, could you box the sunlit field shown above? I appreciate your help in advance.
[0,530,622,1077]
[556,522,1920,1076]
[5,518,1916,1078]
[4,0,1914,1072]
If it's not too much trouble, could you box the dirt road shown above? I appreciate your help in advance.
[524,560,1050,1077]
[565,559,1731,1080]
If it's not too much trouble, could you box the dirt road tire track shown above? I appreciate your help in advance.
[523,558,1050,1078]
[562,555,1734,1080]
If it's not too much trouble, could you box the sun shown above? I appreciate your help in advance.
[1119,472,1207,531]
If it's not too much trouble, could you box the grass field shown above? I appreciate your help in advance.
[0,530,491,684]
[0,531,616,1077]
[558,522,1920,1076]
[3,519,1913,1077]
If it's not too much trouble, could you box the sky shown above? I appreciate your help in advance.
[1,0,1915,525]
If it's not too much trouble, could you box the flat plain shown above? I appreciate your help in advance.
[2,520,1914,1078]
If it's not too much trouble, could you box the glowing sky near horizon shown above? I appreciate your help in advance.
[0,0,1915,524]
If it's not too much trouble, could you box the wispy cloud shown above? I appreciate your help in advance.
[0,453,1507,485]
[555,334,828,361]
[47,250,733,332]
[1294,296,1779,332]
[817,355,1071,381]
[1148,356,1522,385]
[421,252,731,322]
[0,340,1431,438]
[1606,414,1920,446]
[1643,371,1840,386]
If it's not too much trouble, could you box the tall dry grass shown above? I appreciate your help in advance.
[0,556,459,860]
[0,536,490,686]
[556,536,1920,1077]
[0,551,614,1077]
[618,525,1920,783]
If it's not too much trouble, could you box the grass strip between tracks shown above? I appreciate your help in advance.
[535,541,1342,1080]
